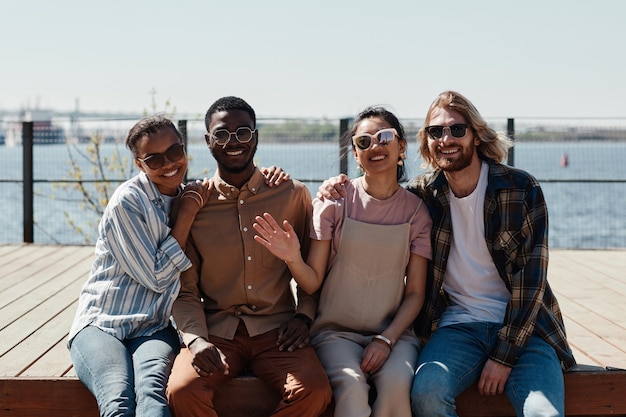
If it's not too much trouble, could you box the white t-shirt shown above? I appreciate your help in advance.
[439,162,510,327]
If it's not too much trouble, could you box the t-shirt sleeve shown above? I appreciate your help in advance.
[310,197,340,241]
[410,199,433,260]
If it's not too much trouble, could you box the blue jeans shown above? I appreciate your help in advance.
[410,322,564,417]
[70,325,180,417]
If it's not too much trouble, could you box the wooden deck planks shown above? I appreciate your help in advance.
[0,305,76,377]
[0,272,86,357]
[548,250,626,370]
[0,245,624,379]
[0,260,90,330]
[0,246,90,299]
[0,245,61,284]
[21,338,75,377]
[0,245,94,377]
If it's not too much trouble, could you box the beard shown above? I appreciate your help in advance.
[433,144,475,172]
[210,145,257,174]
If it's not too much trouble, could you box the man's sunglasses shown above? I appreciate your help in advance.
[209,127,257,146]
[352,128,398,151]
[425,124,469,139]
[136,143,186,170]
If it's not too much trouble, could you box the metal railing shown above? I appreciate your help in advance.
[3,117,626,248]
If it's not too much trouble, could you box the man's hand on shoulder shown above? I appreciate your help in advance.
[276,315,311,352]
[260,166,290,187]
[316,174,348,201]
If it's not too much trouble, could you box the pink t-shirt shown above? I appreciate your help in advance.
[311,177,432,268]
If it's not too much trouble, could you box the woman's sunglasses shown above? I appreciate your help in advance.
[352,128,398,150]
[136,143,186,170]
[425,124,469,139]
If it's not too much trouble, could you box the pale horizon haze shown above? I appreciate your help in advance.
[2,0,625,120]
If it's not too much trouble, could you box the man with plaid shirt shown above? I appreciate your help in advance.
[408,91,575,417]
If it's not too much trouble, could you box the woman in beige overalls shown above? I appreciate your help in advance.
[254,106,432,417]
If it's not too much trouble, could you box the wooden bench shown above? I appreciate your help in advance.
[1,365,625,416]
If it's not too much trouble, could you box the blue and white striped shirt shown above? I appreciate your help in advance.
[68,171,192,345]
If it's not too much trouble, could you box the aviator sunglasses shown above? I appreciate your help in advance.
[425,124,469,139]
[136,142,186,170]
[352,128,398,150]
[209,127,257,146]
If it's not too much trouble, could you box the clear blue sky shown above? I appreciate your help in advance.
[2,0,625,120]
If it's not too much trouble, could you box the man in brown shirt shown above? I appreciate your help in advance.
[167,96,331,417]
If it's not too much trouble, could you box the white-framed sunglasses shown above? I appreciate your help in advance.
[352,128,398,150]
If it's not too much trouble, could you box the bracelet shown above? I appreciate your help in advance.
[372,334,393,350]
[182,190,204,208]
[182,190,204,206]
[186,337,205,348]
[182,194,202,208]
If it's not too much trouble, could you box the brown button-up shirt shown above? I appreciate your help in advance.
[172,167,315,345]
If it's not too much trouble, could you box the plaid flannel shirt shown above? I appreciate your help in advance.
[408,159,576,370]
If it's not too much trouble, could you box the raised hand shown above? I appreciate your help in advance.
[253,212,301,263]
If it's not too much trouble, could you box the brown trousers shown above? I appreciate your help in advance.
[167,323,331,417]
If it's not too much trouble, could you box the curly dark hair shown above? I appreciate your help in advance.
[125,115,181,156]
[204,96,256,131]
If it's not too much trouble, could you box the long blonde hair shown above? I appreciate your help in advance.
[418,91,513,170]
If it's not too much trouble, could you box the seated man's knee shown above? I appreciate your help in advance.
[166,369,205,403]
[296,370,332,406]
[521,391,562,417]
[165,377,188,403]
[411,362,453,414]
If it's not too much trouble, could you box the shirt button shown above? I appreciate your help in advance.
[247,285,252,290]
[247,256,252,261]
[239,200,244,204]
[236,311,242,316]
[251,305,257,310]
[243,227,248,232]
[251,187,256,192]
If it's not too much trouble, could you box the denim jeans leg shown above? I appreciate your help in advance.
[127,325,181,417]
[410,323,491,417]
[503,334,564,417]
[70,326,135,417]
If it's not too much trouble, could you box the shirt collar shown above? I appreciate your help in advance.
[138,171,163,202]
[487,161,517,191]
[212,167,263,199]
[137,171,182,205]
